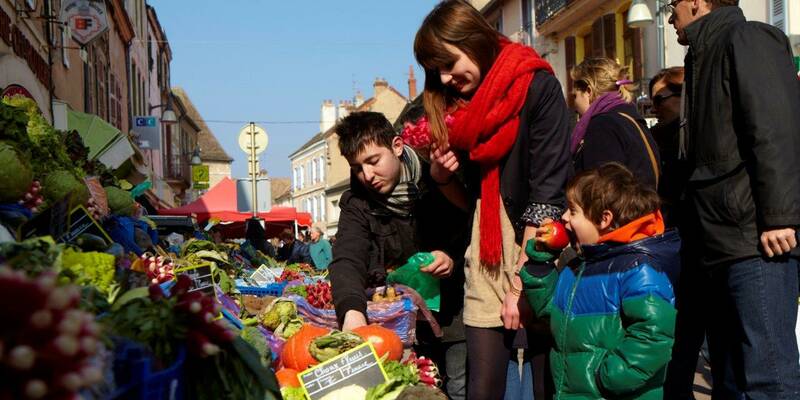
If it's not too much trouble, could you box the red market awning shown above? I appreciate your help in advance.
[158,177,312,227]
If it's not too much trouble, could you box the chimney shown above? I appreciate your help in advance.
[408,66,417,99]
[320,100,336,132]
[354,91,365,107]
[337,100,350,120]
[373,77,388,97]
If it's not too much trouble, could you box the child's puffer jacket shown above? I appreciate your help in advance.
[522,230,679,400]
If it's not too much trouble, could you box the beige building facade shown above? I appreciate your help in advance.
[470,0,799,104]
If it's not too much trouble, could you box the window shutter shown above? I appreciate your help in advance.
[591,19,604,58]
[603,14,616,60]
[632,27,643,81]
[771,0,786,32]
[565,36,576,108]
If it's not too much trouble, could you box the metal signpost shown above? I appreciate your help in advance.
[238,123,268,217]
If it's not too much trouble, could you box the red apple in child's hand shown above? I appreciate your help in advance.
[539,221,570,251]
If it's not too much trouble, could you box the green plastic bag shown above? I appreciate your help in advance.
[386,252,440,312]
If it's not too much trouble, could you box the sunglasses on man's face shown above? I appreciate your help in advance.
[653,91,679,106]
[664,0,684,15]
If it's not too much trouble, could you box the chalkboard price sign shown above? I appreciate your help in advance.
[299,342,388,400]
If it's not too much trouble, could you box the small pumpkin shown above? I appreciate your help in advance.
[275,368,301,388]
[353,324,403,361]
[281,323,329,371]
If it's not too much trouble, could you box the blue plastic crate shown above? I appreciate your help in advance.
[109,340,186,400]
[236,281,287,297]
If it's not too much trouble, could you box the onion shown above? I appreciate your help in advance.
[29,310,52,330]
[24,379,47,399]
[9,345,35,370]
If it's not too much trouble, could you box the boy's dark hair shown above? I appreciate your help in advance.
[336,111,397,160]
[567,163,661,227]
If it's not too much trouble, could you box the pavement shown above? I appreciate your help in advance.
[693,355,713,400]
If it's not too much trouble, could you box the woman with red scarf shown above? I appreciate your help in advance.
[412,1,572,398]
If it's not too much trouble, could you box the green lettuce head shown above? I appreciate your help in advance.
[43,170,88,206]
[104,186,136,216]
[0,142,33,203]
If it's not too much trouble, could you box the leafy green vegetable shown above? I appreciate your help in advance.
[104,186,136,216]
[284,285,307,298]
[184,337,281,400]
[260,298,298,331]
[274,317,304,340]
[309,331,364,362]
[42,170,89,205]
[383,360,419,385]
[0,236,63,276]
[280,387,306,400]
[60,248,118,300]
[366,379,409,400]
[240,326,272,368]
[0,141,33,203]
[182,239,218,257]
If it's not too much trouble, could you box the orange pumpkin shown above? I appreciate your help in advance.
[275,368,301,388]
[353,324,403,361]
[281,324,329,371]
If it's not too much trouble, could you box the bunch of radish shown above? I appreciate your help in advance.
[18,181,43,213]
[150,274,236,357]
[405,353,441,387]
[0,266,103,399]
[141,253,175,284]
[306,281,333,309]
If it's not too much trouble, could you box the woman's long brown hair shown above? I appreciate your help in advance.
[413,0,501,147]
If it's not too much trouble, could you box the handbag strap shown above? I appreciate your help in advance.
[618,112,660,187]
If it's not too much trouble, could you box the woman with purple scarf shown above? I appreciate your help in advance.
[570,58,661,189]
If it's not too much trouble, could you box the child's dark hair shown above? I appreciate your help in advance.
[336,111,397,159]
[566,163,661,227]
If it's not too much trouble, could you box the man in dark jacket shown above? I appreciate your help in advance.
[329,111,469,399]
[670,0,800,398]
[276,228,312,265]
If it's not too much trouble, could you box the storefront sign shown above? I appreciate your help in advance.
[0,7,50,87]
[133,116,160,150]
[192,164,210,189]
[298,342,387,400]
[61,0,109,46]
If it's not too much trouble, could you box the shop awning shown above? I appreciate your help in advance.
[159,177,312,226]
[67,110,134,169]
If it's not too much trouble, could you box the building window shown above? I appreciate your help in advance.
[293,168,298,190]
[61,27,70,68]
[311,159,318,183]
[319,194,326,221]
[318,156,325,182]
[312,197,319,222]
[299,166,305,188]
[522,0,532,37]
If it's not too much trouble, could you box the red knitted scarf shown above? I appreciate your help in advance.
[448,39,553,267]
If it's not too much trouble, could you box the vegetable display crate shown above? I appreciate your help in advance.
[109,341,186,400]
[236,281,287,297]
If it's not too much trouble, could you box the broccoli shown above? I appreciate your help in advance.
[239,326,271,368]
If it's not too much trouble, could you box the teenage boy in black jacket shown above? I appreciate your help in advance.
[329,111,469,399]
[669,0,800,398]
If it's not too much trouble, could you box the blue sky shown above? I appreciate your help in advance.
[148,1,438,179]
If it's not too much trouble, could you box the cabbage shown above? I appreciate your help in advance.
[0,142,33,203]
[42,170,89,206]
[104,186,135,216]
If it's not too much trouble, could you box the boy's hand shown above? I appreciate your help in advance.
[420,250,454,278]
[760,228,797,257]
[430,145,459,184]
[342,310,367,331]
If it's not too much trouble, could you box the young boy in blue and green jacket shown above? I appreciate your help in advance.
[521,163,679,399]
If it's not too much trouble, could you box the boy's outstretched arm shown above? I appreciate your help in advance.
[596,262,676,397]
